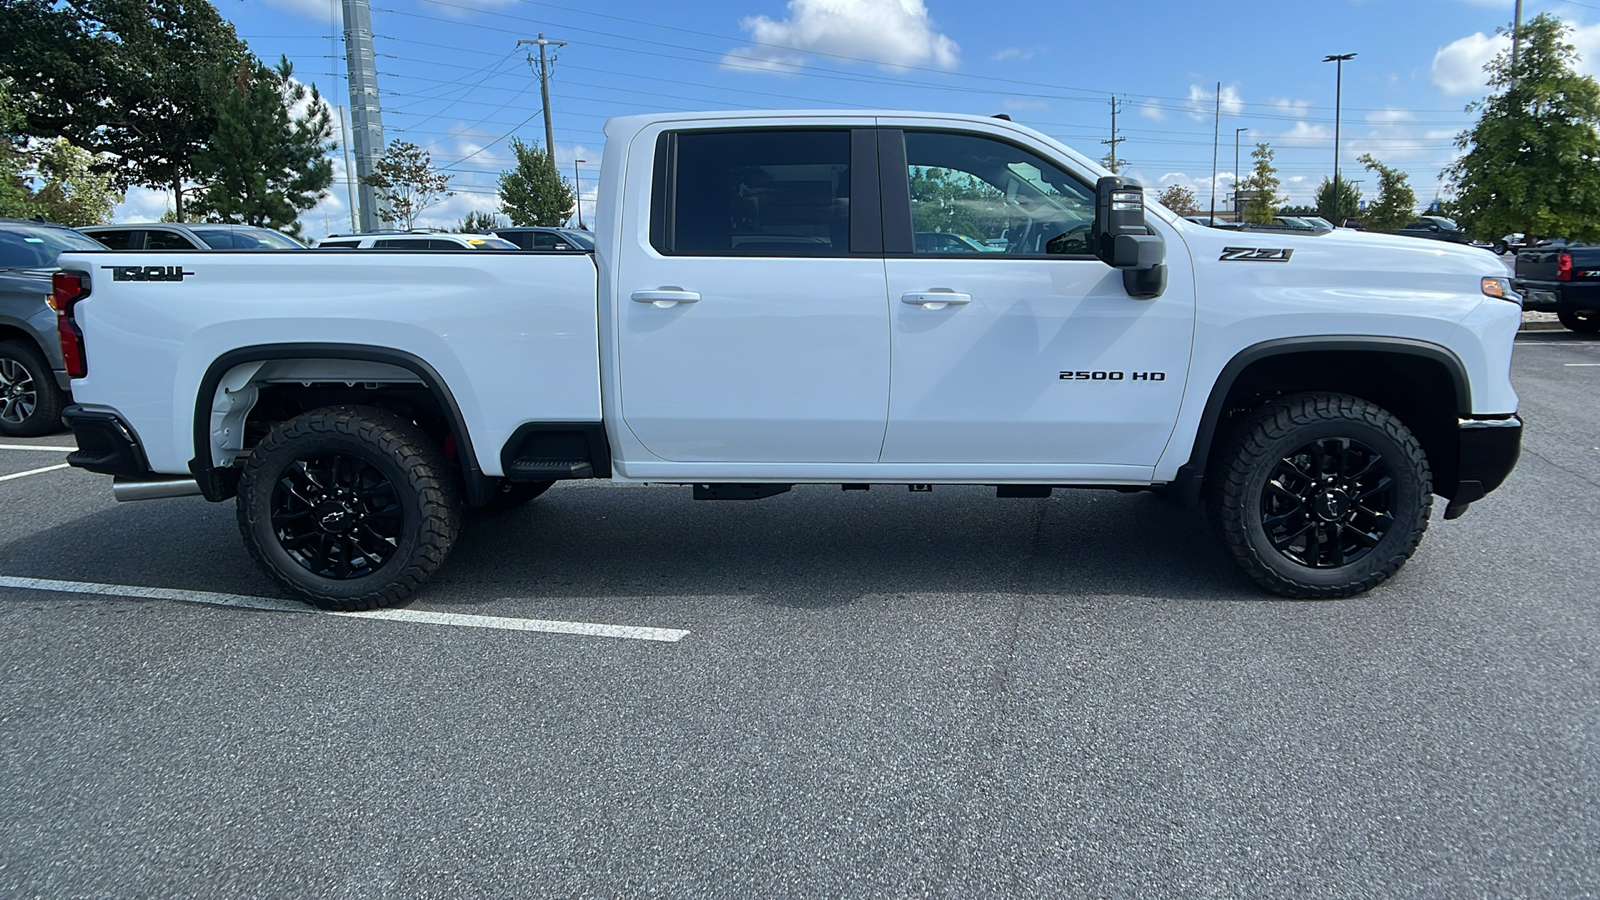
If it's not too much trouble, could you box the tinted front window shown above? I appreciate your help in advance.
[560,231,594,250]
[192,228,304,249]
[88,229,138,250]
[317,240,359,249]
[657,129,851,257]
[902,131,1095,257]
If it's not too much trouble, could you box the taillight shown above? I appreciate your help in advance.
[1558,252,1573,282]
[50,271,90,377]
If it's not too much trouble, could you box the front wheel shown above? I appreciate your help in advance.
[1207,393,1432,598]
[1557,308,1600,333]
[236,406,462,610]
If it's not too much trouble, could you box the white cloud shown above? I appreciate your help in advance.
[1186,83,1243,121]
[1431,31,1507,94]
[1366,107,1415,124]
[1138,102,1166,121]
[724,0,960,72]
[1280,121,1333,145]
[110,186,172,224]
[992,45,1044,63]
[1267,97,1312,117]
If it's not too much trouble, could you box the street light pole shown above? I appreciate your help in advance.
[1324,53,1357,222]
[1234,127,1249,220]
[573,157,586,230]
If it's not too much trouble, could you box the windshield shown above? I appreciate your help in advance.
[192,227,305,249]
[0,225,106,268]
[466,237,519,250]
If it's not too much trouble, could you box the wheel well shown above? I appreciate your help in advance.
[1194,348,1465,499]
[0,324,42,351]
[191,349,493,506]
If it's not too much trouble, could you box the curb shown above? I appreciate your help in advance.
[1520,320,1566,332]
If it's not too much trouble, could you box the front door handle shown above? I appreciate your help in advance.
[631,289,701,308]
[901,290,972,310]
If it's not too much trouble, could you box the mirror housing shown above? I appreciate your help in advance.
[1092,175,1167,300]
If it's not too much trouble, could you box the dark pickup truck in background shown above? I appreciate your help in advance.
[1514,241,1600,332]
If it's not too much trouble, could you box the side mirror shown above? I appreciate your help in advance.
[1092,175,1167,300]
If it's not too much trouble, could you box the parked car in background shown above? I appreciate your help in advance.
[491,227,594,252]
[1493,233,1528,256]
[1340,218,1364,230]
[0,219,107,435]
[315,232,520,250]
[80,223,304,250]
[913,231,1002,253]
[1513,239,1600,332]
[1392,217,1472,245]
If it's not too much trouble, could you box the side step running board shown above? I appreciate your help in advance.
[506,459,593,481]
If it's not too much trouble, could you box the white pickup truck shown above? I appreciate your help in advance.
[52,110,1523,609]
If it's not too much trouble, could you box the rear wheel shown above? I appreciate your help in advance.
[1207,393,1432,598]
[236,406,461,610]
[1557,308,1600,333]
[0,339,66,437]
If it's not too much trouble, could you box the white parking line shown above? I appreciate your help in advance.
[0,575,691,643]
[0,464,71,482]
[0,444,74,452]
[1564,363,1600,367]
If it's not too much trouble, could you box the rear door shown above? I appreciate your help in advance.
[615,123,890,463]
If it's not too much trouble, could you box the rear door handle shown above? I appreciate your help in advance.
[900,290,972,310]
[631,289,701,308]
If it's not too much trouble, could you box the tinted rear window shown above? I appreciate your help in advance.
[0,225,106,267]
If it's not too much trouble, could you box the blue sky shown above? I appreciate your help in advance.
[115,0,1600,236]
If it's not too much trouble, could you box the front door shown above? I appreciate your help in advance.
[878,127,1195,467]
[617,126,891,463]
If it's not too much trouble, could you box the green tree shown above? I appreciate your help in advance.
[191,57,334,235]
[497,138,573,226]
[0,79,32,218]
[1155,184,1199,216]
[1447,13,1600,241]
[908,166,1007,239]
[1240,143,1281,224]
[1358,153,1418,232]
[1277,204,1319,216]
[362,140,452,230]
[29,138,121,225]
[458,209,505,233]
[0,0,252,221]
[1314,176,1362,224]
[1099,150,1128,174]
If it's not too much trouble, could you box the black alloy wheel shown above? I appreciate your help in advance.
[1259,437,1395,569]
[271,450,404,579]
[1208,392,1432,599]
[237,406,461,610]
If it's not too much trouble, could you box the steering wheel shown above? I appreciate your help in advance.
[1046,222,1093,256]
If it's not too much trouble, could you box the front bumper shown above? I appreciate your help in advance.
[1512,280,1600,313]
[1445,414,1522,519]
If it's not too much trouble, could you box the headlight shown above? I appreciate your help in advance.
[1481,276,1521,305]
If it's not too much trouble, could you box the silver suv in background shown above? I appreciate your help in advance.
[80,223,304,250]
[0,219,107,435]
[314,232,520,250]
[491,227,594,252]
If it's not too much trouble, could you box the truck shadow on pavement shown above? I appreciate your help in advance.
[0,483,1263,611]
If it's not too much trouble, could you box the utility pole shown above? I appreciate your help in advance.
[573,157,586,230]
[1323,53,1357,224]
[1209,81,1220,224]
[1234,127,1249,220]
[1101,96,1125,173]
[342,0,390,231]
[519,34,567,169]
[1512,0,1524,80]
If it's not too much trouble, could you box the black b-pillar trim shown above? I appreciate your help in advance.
[189,343,493,506]
[848,128,882,254]
[876,128,913,255]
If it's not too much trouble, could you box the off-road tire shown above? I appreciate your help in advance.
[0,339,66,437]
[1207,392,1432,598]
[1557,308,1600,333]
[479,479,554,511]
[236,406,462,610]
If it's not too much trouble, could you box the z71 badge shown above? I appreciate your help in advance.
[102,265,194,282]
[1219,247,1293,262]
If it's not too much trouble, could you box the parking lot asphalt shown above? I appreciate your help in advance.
[2,333,1597,899]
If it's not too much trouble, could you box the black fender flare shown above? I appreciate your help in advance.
[1169,336,1471,504]
[187,343,492,505]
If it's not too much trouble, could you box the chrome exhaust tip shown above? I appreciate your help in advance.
[112,477,203,502]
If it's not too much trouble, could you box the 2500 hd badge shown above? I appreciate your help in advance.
[1059,370,1167,381]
